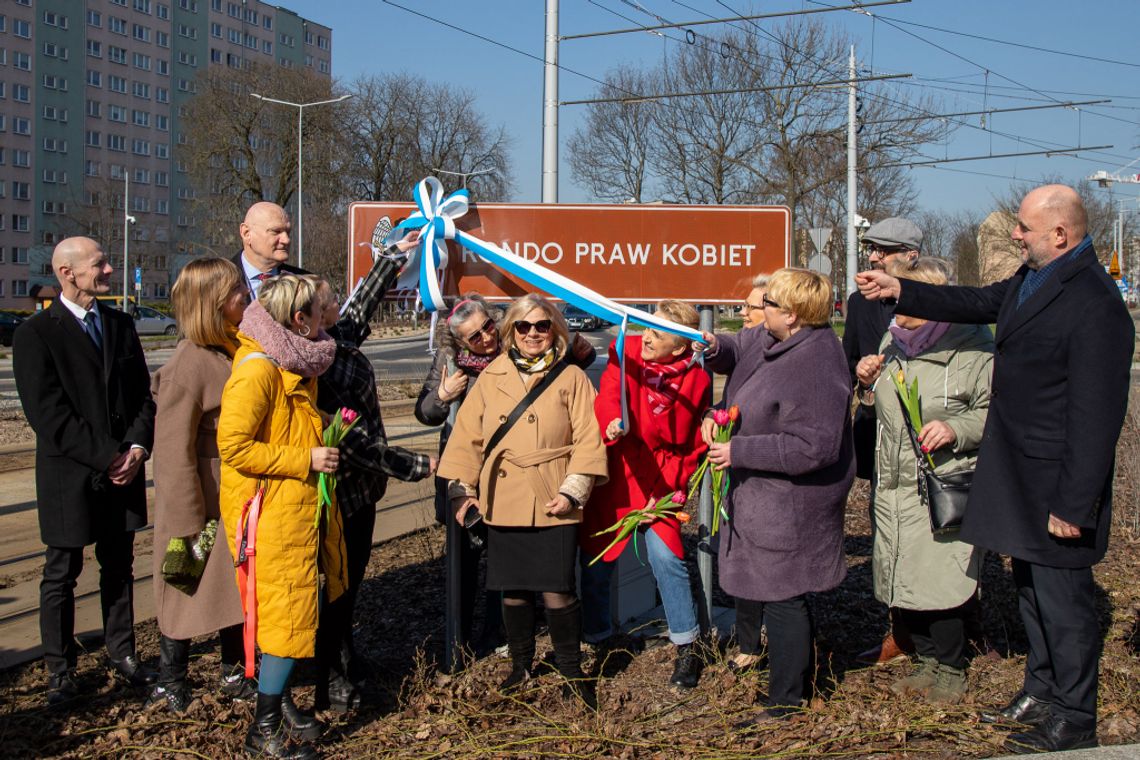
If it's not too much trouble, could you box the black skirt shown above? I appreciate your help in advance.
[485,523,579,593]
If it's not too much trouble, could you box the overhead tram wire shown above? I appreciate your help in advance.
[862,15,1140,71]
[561,0,911,40]
[879,145,1115,170]
[382,0,1122,181]
[561,72,911,106]
[696,0,1119,170]
[662,0,1119,182]
[805,0,1140,129]
[862,100,1112,125]
[380,0,905,139]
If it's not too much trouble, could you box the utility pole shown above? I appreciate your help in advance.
[846,46,858,306]
[542,0,559,202]
[122,173,130,309]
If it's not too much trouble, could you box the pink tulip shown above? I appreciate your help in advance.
[341,408,359,425]
[671,491,686,504]
[713,409,730,427]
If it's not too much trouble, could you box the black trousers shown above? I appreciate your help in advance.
[735,595,813,709]
[1013,558,1099,729]
[317,504,376,680]
[896,606,966,670]
[40,531,136,675]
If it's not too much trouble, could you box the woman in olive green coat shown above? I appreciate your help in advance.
[856,259,993,705]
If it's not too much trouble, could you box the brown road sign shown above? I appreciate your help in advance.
[348,202,790,305]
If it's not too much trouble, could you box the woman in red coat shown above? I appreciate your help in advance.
[580,300,710,688]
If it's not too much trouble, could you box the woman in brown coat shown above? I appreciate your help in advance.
[438,293,607,709]
[147,258,253,712]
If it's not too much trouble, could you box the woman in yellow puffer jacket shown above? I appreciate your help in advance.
[218,274,346,760]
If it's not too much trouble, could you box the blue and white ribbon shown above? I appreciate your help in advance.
[397,176,709,429]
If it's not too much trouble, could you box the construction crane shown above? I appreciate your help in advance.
[1086,159,1140,286]
[1088,169,1140,187]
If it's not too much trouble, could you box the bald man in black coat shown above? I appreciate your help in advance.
[14,237,157,705]
[857,185,1134,754]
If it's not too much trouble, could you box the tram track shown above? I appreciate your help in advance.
[0,418,440,666]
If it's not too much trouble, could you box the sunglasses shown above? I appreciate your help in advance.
[741,301,764,313]
[762,294,782,309]
[513,319,553,335]
[465,317,496,345]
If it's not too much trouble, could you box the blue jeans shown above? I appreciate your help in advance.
[580,528,700,645]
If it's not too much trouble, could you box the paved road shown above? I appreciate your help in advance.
[0,328,618,408]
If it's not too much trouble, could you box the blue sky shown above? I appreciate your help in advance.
[283,0,1140,219]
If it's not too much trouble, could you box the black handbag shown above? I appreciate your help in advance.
[895,396,973,535]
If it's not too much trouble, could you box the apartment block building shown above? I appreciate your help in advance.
[0,0,332,310]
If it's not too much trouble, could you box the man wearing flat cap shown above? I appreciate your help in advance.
[843,217,922,667]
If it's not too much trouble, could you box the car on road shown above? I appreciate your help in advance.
[0,311,24,347]
[562,305,602,331]
[129,305,179,336]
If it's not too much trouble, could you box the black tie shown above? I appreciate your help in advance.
[84,311,103,352]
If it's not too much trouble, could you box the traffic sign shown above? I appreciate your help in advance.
[134,267,142,284]
[1109,250,1121,279]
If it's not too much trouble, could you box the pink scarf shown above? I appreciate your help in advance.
[238,300,336,378]
[642,352,694,415]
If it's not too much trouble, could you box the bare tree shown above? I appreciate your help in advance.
[179,62,350,268]
[343,73,512,203]
[650,33,763,205]
[567,66,659,203]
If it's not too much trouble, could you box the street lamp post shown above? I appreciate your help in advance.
[250,92,352,269]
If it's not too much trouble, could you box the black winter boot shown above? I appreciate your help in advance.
[669,643,702,689]
[500,601,536,690]
[281,690,325,741]
[146,636,192,713]
[546,600,597,711]
[244,692,319,759]
[314,669,361,713]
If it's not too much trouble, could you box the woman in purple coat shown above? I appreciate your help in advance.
[701,267,855,724]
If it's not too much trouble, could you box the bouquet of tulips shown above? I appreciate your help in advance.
[685,405,739,536]
[588,490,691,566]
[889,367,935,468]
[316,407,360,528]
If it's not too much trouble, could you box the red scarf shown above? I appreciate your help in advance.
[454,347,495,374]
[642,352,694,415]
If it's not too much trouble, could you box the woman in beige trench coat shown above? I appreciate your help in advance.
[147,258,253,712]
[439,293,608,710]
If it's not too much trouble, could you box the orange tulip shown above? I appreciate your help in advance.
[675,511,692,523]
[728,405,740,422]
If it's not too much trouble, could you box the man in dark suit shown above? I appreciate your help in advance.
[857,185,1134,753]
[14,237,158,705]
[843,217,922,667]
[231,201,307,298]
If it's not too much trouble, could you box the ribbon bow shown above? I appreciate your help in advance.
[393,176,470,312]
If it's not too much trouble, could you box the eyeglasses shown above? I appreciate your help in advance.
[464,317,496,345]
[513,319,553,335]
[761,295,782,309]
[867,244,909,257]
[741,301,764,313]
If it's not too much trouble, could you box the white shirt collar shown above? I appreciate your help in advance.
[59,293,98,323]
[240,252,277,299]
